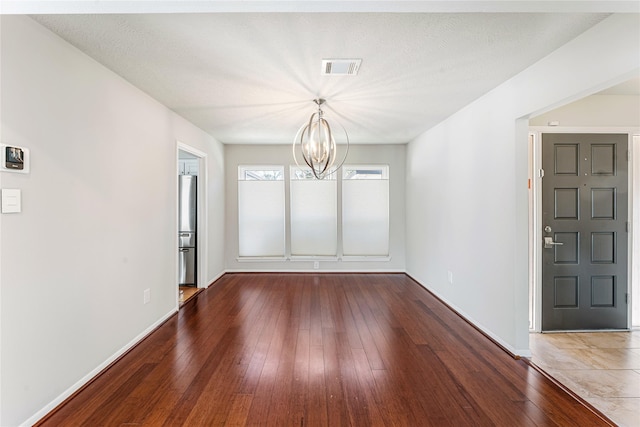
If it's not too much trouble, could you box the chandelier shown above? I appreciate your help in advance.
[292,99,349,180]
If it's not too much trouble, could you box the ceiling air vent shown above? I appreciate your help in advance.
[322,59,362,76]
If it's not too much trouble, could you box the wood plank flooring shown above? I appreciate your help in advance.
[37,273,613,426]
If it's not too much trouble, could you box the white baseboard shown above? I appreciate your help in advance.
[22,308,177,427]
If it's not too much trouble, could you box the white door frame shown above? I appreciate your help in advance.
[177,141,208,292]
[528,127,639,332]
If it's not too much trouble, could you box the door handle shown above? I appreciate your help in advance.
[544,236,564,249]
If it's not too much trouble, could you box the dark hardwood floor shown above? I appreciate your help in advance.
[37,273,612,426]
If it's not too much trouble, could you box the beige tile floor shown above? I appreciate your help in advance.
[529,331,640,427]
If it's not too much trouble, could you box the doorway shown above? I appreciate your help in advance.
[527,74,640,331]
[177,143,207,306]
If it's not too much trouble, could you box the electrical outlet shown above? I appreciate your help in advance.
[143,288,151,304]
[313,261,320,269]
[447,271,453,285]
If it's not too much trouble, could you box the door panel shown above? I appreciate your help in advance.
[542,133,628,330]
[179,247,196,286]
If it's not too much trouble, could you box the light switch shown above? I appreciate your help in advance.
[2,189,21,213]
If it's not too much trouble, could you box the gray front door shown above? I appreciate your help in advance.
[542,133,628,331]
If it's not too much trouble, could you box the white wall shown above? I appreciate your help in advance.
[530,94,640,127]
[224,144,406,272]
[0,16,225,426]
[406,13,640,355]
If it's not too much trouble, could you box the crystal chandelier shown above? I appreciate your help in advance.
[292,99,349,180]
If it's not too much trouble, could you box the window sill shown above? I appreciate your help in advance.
[236,257,287,262]
[341,256,391,262]
[289,256,339,261]
[236,255,391,262]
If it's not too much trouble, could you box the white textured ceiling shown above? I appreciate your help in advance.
[27,8,619,144]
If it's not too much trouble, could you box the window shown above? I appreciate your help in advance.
[290,166,337,256]
[237,166,285,257]
[236,164,391,260]
[342,165,389,256]
[241,167,283,181]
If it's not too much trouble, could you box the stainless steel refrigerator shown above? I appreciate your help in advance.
[178,175,196,286]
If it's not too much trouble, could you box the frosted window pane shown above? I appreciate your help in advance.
[290,180,337,256]
[342,180,389,256]
[238,180,285,256]
[291,165,336,181]
[238,165,284,181]
[343,165,389,180]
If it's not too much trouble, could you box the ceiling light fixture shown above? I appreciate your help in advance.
[292,99,349,180]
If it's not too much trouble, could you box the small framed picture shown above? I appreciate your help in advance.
[6,146,24,170]
[1,144,30,174]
